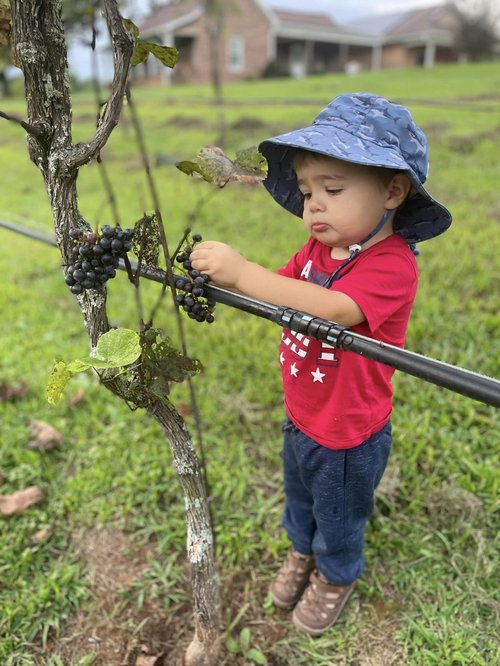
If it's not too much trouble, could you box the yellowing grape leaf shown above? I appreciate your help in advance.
[46,361,73,406]
[46,329,141,406]
[123,18,179,68]
[177,146,268,188]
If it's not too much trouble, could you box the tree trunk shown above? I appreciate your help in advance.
[205,0,226,147]
[9,1,221,663]
[0,69,9,97]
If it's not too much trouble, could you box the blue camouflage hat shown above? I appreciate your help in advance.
[258,92,452,244]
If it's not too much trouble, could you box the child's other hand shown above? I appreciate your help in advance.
[190,241,247,288]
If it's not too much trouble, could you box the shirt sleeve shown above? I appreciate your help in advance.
[332,247,418,333]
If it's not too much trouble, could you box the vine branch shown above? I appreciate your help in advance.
[0,110,44,136]
[66,0,134,170]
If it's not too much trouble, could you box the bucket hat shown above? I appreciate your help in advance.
[258,92,452,244]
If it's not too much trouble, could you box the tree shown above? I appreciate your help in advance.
[0,45,10,97]
[0,1,12,97]
[454,0,500,60]
[6,1,221,664]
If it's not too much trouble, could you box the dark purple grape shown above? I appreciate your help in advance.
[67,223,134,294]
[172,233,214,323]
[99,237,112,250]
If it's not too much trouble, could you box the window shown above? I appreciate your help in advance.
[228,35,245,73]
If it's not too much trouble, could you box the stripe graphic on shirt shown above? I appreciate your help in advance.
[317,342,339,367]
[281,330,310,360]
[282,331,339,365]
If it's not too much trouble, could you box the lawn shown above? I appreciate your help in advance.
[0,61,499,665]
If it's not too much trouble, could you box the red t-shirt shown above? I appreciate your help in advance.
[278,234,418,449]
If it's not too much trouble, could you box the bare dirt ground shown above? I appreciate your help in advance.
[38,527,405,666]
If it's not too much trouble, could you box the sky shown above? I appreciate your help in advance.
[67,0,450,82]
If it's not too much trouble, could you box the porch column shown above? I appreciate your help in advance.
[424,41,436,67]
[339,43,349,71]
[305,40,314,74]
[371,43,382,71]
[162,30,174,84]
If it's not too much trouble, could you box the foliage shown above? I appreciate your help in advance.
[455,0,500,59]
[46,329,142,405]
[140,327,203,397]
[261,59,290,79]
[177,146,268,187]
[124,18,179,68]
[0,62,499,664]
[226,627,267,665]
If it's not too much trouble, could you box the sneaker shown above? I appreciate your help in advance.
[292,570,355,636]
[269,550,315,609]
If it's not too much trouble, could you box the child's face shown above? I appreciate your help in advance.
[295,156,394,249]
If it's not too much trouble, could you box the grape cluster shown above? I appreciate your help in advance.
[174,234,216,323]
[65,225,134,295]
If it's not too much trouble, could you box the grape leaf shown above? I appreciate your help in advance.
[46,330,141,406]
[46,361,73,406]
[92,328,141,367]
[133,212,161,268]
[141,328,203,392]
[123,18,140,39]
[123,18,178,68]
[176,146,268,188]
[234,146,268,181]
[132,40,179,68]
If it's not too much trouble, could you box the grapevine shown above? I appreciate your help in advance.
[65,225,134,294]
[174,233,216,323]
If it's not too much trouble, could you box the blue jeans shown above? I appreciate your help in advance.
[281,418,392,586]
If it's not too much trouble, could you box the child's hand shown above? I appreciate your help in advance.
[190,241,247,288]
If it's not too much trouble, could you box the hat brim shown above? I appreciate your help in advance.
[259,126,452,244]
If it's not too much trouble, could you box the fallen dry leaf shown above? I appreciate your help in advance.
[0,378,28,402]
[68,387,85,406]
[28,420,63,451]
[32,527,51,543]
[0,486,44,516]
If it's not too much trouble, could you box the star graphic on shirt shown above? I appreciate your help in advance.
[311,367,326,383]
[280,352,285,365]
[290,363,299,377]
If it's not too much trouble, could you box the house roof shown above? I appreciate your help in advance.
[272,9,339,31]
[344,3,456,37]
[140,0,202,34]
[140,1,456,47]
[140,1,343,38]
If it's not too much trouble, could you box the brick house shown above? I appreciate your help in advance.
[137,0,462,85]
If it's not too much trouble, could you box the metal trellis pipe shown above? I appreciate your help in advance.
[1,218,499,408]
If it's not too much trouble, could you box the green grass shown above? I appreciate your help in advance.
[0,62,499,665]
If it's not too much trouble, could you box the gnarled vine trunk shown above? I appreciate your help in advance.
[9,1,221,663]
